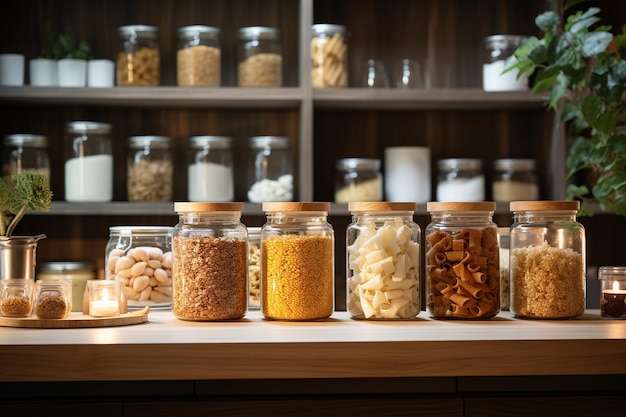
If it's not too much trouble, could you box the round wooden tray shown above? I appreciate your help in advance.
[0,306,149,328]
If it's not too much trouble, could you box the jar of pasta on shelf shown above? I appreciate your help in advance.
[425,202,500,319]
[261,202,334,321]
[346,202,421,320]
[247,136,293,202]
[177,25,221,87]
[311,24,348,88]
[334,158,382,203]
[127,136,173,202]
[117,25,160,86]
[187,136,233,202]
[238,26,282,87]
[247,226,261,309]
[510,201,585,319]
[2,134,50,185]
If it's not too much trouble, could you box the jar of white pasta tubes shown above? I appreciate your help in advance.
[127,136,173,201]
[177,25,221,87]
[425,202,500,319]
[238,26,282,87]
[247,226,261,309]
[261,202,334,321]
[311,24,348,88]
[346,202,421,320]
[117,25,160,86]
[510,201,585,319]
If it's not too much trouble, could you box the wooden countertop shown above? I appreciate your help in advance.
[1,310,625,382]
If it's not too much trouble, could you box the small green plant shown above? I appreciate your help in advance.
[507,0,626,216]
[39,22,91,60]
[0,172,53,237]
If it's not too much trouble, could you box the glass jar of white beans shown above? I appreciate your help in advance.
[311,24,348,88]
[247,136,294,202]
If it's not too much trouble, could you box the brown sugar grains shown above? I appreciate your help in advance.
[0,294,32,317]
[35,295,70,319]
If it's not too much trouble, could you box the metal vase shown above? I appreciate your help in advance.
[0,234,46,280]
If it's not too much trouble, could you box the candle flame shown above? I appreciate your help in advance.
[613,281,620,292]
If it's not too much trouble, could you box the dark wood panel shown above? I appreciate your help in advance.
[465,395,626,417]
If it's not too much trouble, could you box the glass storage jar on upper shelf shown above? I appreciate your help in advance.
[311,24,348,88]
[117,25,160,86]
[436,158,485,202]
[346,202,421,320]
[483,34,529,92]
[492,158,539,202]
[187,136,233,202]
[238,26,282,87]
[510,201,585,319]
[425,202,500,319]
[334,158,382,203]
[2,134,50,185]
[177,25,221,87]
[247,136,293,202]
[127,135,173,202]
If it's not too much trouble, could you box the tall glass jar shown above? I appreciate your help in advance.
[127,136,173,202]
[425,202,500,319]
[177,25,221,87]
[187,136,233,202]
[247,136,293,202]
[510,201,586,319]
[437,158,484,202]
[238,26,282,87]
[172,202,248,321]
[334,158,382,203]
[311,24,348,88]
[492,158,539,202]
[65,121,113,202]
[346,202,421,320]
[261,202,334,320]
[2,134,50,185]
[117,25,160,86]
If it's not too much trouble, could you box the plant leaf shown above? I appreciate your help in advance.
[582,31,614,57]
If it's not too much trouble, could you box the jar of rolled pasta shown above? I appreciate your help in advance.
[425,201,500,319]
[346,202,421,320]
[117,25,160,86]
[509,201,585,319]
[311,24,348,88]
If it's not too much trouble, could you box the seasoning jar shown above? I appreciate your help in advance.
[187,136,233,202]
[599,266,626,319]
[117,25,160,86]
[238,26,282,87]
[2,134,50,185]
[492,158,539,202]
[65,121,113,202]
[33,280,71,319]
[261,202,334,320]
[498,227,510,311]
[247,226,261,309]
[127,135,173,202]
[510,201,585,319]
[311,24,348,88]
[247,136,293,202]
[172,202,248,321]
[483,35,529,91]
[425,202,500,319]
[105,226,173,310]
[334,158,383,203]
[38,261,95,312]
[0,279,34,318]
[436,158,484,202]
[346,202,421,320]
[177,25,221,87]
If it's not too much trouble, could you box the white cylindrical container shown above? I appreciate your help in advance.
[87,59,115,87]
[384,147,431,203]
[187,136,233,202]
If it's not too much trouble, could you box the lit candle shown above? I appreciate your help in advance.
[601,281,626,319]
[90,300,120,317]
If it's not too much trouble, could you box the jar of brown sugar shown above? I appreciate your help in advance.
[261,202,334,321]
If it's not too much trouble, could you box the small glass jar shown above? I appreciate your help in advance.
[247,226,261,309]
[311,24,348,88]
[498,227,510,311]
[247,136,293,202]
[117,25,160,86]
[65,121,113,202]
[238,26,282,87]
[483,35,528,91]
[599,266,626,319]
[38,261,95,313]
[2,134,50,185]
[346,202,421,320]
[0,279,34,318]
[127,135,173,202]
[261,202,334,321]
[425,202,500,319]
[334,158,383,203]
[510,201,586,319]
[437,158,484,202]
[172,202,248,321]
[492,158,539,202]
[87,280,122,317]
[177,25,221,87]
[105,226,173,310]
[33,280,72,319]
[187,136,233,202]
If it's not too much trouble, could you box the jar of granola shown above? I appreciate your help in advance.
[127,135,173,201]
[117,25,160,86]
[510,201,585,319]
[172,202,248,321]
[425,201,500,319]
[177,25,221,86]
[238,26,282,87]
[261,202,334,320]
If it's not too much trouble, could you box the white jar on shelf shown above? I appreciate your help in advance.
[187,136,233,202]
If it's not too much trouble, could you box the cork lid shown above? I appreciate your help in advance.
[426,202,496,212]
[348,202,416,212]
[174,202,244,213]
[262,202,330,212]
[509,201,580,212]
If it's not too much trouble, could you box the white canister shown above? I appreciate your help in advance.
[29,58,58,86]
[58,58,87,87]
[0,54,25,86]
[384,146,431,203]
[87,59,115,87]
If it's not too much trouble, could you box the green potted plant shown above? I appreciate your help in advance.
[507,1,626,216]
[54,25,92,87]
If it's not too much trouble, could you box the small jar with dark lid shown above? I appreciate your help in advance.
[334,158,382,203]
[177,25,221,86]
[127,135,173,202]
[492,158,539,202]
[2,134,50,185]
[117,25,160,86]
[238,26,282,87]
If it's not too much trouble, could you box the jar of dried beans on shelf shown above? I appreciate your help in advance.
[127,135,173,201]
[177,25,221,87]
[261,202,334,320]
[346,202,421,320]
[238,26,282,87]
[117,25,160,86]
[247,136,293,202]
[510,201,585,319]
[311,24,348,88]
[172,202,248,321]
[425,201,500,319]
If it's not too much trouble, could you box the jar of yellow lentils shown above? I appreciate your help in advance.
[117,25,160,86]
[261,202,334,320]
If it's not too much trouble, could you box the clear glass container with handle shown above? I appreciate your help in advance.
[2,134,50,185]
[127,135,173,202]
[238,26,282,87]
[187,136,233,202]
[334,158,382,203]
[247,136,293,202]
[117,25,160,86]
[311,24,348,88]
[177,25,221,87]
